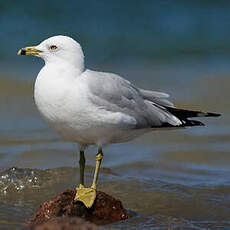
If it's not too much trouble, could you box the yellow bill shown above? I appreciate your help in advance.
[17,46,42,56]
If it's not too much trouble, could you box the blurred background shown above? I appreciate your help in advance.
[0,1,229,229]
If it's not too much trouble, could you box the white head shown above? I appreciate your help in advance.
[18,35,84,71]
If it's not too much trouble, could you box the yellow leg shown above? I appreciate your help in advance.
[74,148,103,208]
[91,150,103,189]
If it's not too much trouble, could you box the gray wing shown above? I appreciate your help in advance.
[84,70,182,128]
[138,89,174,107]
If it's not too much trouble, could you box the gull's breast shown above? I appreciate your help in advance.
[33,70,118,145]
[33,68,144,145]
[34,68,91,141]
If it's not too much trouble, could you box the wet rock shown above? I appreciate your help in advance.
[28,189,128,228]
[31,217,97,230]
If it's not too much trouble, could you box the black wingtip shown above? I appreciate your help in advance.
[164,106,221,118]
[205,112,221,117]
[182,119,205,127]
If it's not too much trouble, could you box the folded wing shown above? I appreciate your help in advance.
[85,70,182,128]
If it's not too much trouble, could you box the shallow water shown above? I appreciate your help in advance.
[0,67,229,229]
[1,2,230,229]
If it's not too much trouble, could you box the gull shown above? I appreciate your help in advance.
[18,35,220,208]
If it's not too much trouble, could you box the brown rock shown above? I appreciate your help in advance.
[31,217,97,230]
[28,189,128,228]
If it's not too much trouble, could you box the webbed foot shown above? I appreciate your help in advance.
[74,185,96,208]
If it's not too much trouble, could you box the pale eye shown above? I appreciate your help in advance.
[50,45,57,51]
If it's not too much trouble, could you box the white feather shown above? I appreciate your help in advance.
[33,35,182,147]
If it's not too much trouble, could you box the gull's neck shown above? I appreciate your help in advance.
[43,56,84,77]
